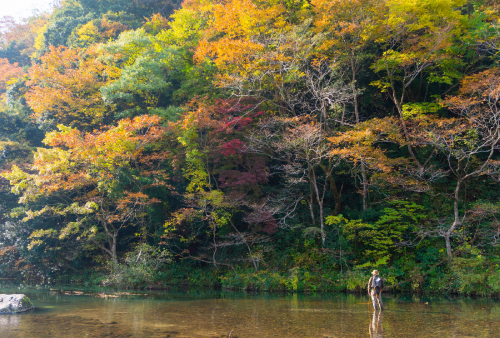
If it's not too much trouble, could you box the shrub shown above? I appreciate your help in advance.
[107,243,172,287]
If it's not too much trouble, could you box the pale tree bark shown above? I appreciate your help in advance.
[445,180,462,258]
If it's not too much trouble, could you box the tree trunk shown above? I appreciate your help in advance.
[319,201,325,246]
[445,234,452,258]
[308,193,316,225]
[111,233,118,265]
[395,100,422,169]
[101,216,119,265]
[274,88,286,115]
[384,58,423,170]
[350,61,368,212]
[320,163,342,216]
[445,180,462,257]
[310,167,326,246]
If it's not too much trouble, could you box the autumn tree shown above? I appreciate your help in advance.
[312,0,377,123]
[25,45,120,129]
[164,98,272,271]
[430,68,500,257]
[312,0,379,209]
[192,0,317,115]
[370,0,467,169]
[247,116,342,246]
[327,117,417,199]
[2,115,169,264]
[100,28,175,117]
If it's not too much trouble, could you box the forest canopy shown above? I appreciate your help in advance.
[1,0,500,294]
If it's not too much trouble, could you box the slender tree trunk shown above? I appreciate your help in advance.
[310,167,326,246]
[350,61,368,211]
[353,90,359,124]
[445,180,462,257]
[313,192,326,247]
[384,59,423,170]
[320,163,342,216]
[319,203,325,246]
[101,215,119,265]
[308,193,316,225]
[394,98,422,169]
[111,233,118,265]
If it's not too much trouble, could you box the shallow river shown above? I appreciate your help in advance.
[0,286,498,337]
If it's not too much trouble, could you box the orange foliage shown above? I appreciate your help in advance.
[25,46,120,128]
[3,114,169,207]
[445,68,500,111]
[41,115,165,178]
[328,117,405,173]
[100,18,129,39]
[311,0,376,53]
[191,0,287,70]
[0,58,24,93]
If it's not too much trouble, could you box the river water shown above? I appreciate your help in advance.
[0,286,498,337]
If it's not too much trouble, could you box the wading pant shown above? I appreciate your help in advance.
[370,288,383,310]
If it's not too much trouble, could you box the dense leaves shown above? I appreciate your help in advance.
[0,0,500,293]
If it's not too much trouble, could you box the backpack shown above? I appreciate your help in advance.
[372,276,382,295]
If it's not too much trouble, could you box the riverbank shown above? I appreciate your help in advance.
[41,261,500,298]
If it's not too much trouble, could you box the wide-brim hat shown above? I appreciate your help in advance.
[372,270,379,276]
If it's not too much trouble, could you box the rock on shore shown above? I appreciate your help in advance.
[0,294,34,314]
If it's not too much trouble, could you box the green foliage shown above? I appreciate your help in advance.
[326,201,427,267]
[38,0,178,52]
[402,102,441,120]
[107,243,172,287]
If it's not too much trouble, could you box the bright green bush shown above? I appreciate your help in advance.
[107,243,172,287]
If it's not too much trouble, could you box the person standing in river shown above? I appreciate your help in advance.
[368,270,384,311]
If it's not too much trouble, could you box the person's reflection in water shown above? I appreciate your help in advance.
[369,311,384,338]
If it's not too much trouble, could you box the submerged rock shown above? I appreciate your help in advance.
[0,294,35,314]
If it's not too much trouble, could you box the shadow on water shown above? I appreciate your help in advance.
[0,283,499,337]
